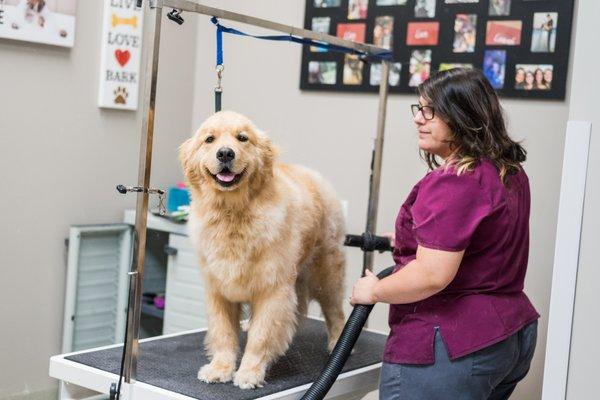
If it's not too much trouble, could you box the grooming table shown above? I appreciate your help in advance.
[50,318,387,400]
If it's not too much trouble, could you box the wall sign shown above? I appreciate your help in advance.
[301,0,575,100]
[98,0,144,110]
[0,0,77,47]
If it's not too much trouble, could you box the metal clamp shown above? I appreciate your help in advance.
[116,185,167,216]
[167,8,184,25]
[215,64,224,93]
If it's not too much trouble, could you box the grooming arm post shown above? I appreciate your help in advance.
[363,61,390,275]
[124,1,164,383]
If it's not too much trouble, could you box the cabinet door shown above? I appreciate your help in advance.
[62,225,132,353]
[163,234,207,334]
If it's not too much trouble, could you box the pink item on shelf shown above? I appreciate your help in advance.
[154,295,165,309]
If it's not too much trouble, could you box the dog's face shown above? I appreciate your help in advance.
[27,0,46,12]
[180,111,276,192]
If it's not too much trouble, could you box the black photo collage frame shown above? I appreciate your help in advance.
[300,0,574,99]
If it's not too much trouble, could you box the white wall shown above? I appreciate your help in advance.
[564,0,600,398]
[191,1,570,399]
[0,3,198,399]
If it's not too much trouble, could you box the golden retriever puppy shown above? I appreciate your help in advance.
[179,111,346,389]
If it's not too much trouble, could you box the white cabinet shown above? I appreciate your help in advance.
[163,233,207,334]
[62,213,207,353]
[123,210,207,335]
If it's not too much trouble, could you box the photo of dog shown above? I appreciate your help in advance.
[179,111,347,389]
[0,0,76,46]
[15,0,49,28]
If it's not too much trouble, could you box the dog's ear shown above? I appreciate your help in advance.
[179,136,200,184]
[259,137,279,170]
[256,134,279,171]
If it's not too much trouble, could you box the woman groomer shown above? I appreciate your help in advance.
[350,68,539,399]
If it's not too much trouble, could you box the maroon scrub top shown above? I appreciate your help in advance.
[384,158,539,364]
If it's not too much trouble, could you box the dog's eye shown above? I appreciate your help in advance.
[205,136,215,143]
[237,134,248,142]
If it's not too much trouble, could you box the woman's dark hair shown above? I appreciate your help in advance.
[417,68,526,183]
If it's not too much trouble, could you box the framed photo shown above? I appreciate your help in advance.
[407,22,439,46]
[453,14,477,53]
[483,50,507,89]
[415,0,436,18]
[348,0,368,20]
[343,55,364,85]
[376,0,407,5]
[373,16,393,49]
[0,0,77,47]
[370,62,403,86]
[439,63,473,71]
[486,20,522,46]
[489,0,511,16]
[531,12,557,53]
[336,22,366,43]
[308,61,337,84]
[515,64,553,91]
[301,0,575,99]
[314,0,341,8]
[408,49,432,87]
[310,16,331,52]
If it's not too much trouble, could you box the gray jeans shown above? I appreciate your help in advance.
[379,321,538,400]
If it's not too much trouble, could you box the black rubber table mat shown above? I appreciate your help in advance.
[66,318,387,399]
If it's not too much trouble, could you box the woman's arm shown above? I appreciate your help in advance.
[350,245,463,305]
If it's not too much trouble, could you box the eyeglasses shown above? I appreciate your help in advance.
[411,104,435,121]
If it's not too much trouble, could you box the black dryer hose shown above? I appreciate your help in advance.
[299,265,395,400]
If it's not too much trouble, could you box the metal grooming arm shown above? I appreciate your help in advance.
[363,62,389,275]
[165,0,390,56]
[126,0,390,383]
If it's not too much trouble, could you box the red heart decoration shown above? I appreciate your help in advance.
[115,49,131,67]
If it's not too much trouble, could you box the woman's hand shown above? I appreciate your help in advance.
[350,270,380,305]
[383,232,395,249]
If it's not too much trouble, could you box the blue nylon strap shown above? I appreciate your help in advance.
[210,16,392,63]
[216,23,223,66]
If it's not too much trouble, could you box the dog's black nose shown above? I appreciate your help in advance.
[216,147,235,163]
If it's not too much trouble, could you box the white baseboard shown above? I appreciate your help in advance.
[2,388,60,400]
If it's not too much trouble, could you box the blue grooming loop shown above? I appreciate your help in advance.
[211,17,393,112]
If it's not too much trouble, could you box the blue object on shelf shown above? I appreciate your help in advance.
[167,184,190,213]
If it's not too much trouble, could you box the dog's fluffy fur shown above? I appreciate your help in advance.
[179,111,346,389]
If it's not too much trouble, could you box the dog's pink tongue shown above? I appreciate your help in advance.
[217,172,236,182]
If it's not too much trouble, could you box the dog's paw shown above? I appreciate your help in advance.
[327,338,336,353]
[327,339,339,353]
[328,339,354,354]
[197,360,235,383]
[233,368,265,389]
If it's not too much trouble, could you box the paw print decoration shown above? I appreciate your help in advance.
[113,86,129,105]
